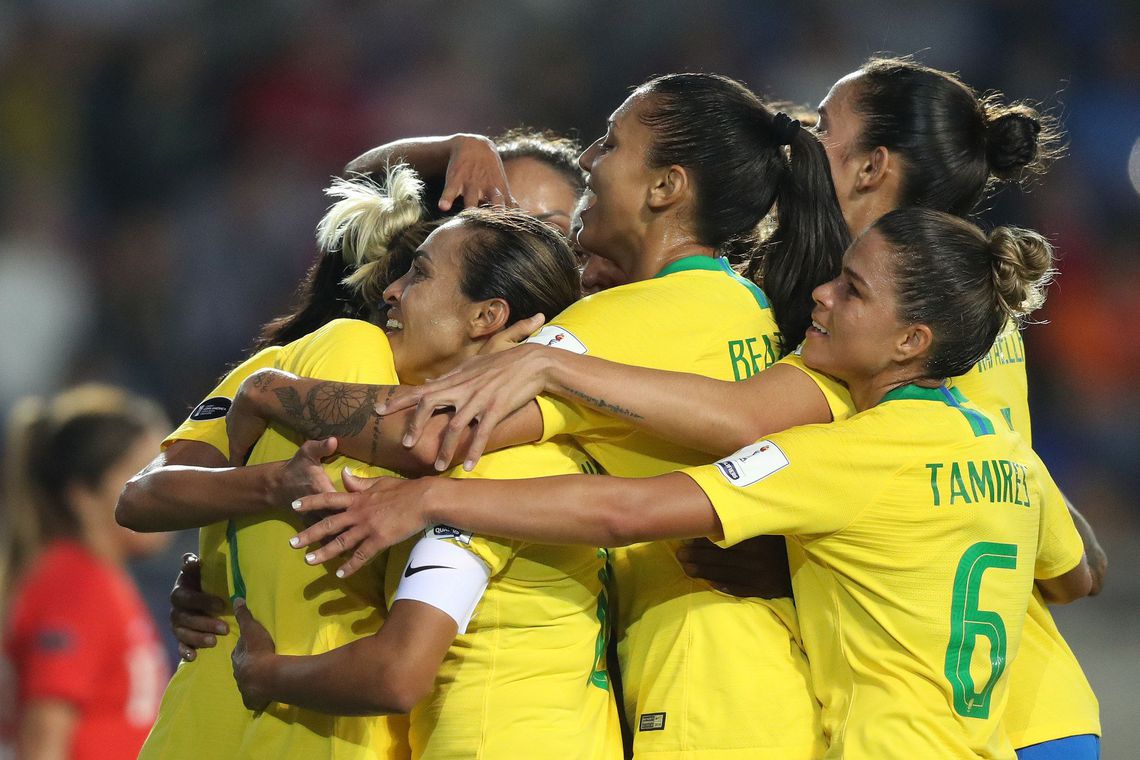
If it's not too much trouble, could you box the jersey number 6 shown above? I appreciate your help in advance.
[943,541,1018,719]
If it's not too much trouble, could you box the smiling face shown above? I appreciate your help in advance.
[575,91,658,271]
[801,229,912,387]
[503,156,580,237]
[383,219,480,383]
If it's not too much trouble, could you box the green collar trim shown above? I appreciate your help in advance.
[653,256,771,309]
[879,383,995,437]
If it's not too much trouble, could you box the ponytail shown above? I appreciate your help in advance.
[748,121,851,352]
[0,397,51,610]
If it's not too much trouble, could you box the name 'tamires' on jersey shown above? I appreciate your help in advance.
[685,385,1085,760]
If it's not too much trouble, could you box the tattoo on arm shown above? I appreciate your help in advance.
[562,386,644,421]
[271,382,384,440]
[370,387,397,463]
[250,372,275,391]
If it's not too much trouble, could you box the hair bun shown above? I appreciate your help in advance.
[984,107,1042,178]
[988,226,1055,320]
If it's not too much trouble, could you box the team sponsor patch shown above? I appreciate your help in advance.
[638,712,666,732]
[429,525,472,545]
[189,396,231,421]
[525,325,588,354]
[714,440,789,487]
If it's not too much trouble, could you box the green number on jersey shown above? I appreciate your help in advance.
[944,541,1018,719]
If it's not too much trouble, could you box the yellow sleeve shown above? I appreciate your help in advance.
[435,530,516,577]
[1031,454,1085,580]
[163,345,283,458]
[275,318,398,382]
[527,294,648,443]
[776,350,856,422]
[683,423,868,546]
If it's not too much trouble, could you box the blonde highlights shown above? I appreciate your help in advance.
[316,165,426,306]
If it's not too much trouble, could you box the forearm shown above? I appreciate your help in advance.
[424,471,719,547]
[1064,493,1106,596]
[118,461,285,531]
[344,135,458,177]
[248,606,449,715]
[542,351,831,456]
[240,370,429,473]
[256,643,406,716]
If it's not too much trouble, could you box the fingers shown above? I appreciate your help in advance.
[232,597,252,631]
[333,532,384,579]
[290,491,356,514]
[462,417,496,472]
[290,508,356,549]
[341,469,378,493]
[375,385,423,415]
[438,182,460,212]
[435,411,473,471]
[301,524,372,571]
[300,437,338,461]
[508,313,544,341]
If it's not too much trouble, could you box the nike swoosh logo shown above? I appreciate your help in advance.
[404,564,453,578]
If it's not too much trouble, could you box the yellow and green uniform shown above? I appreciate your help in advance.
[528,256,822,759]
[141,345,282,759]
[226,319,407,759]
[383,444,623,760]
[952,328,1100,748]
[685,385,1086,759]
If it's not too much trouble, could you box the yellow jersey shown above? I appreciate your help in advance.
[951,327,1100,747]
[529,256,822,759]
[382,443,623,760]
[141,345,282,759]
[230,319,407,759]
[686,385,1086,759]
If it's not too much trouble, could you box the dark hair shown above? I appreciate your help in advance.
[253,167,435,350]
[452,207,580,325]
[636,73,850,353]
[495,128,587,196]
[875,208,1055,378]
[1,385,168,598]
[853,57,1063,216]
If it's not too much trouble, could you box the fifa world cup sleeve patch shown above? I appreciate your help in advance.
[713,440,789,487]
[525,325,588,354]
[189,396,232,421]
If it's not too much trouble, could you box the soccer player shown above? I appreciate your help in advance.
[291,209,1092,760]
[378,59,1100,759]
[128,129,593,757]
[1,386,171,760]
[224,207,620,758]
[227,72,852,757]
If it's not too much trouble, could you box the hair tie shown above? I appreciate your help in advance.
[772,112,801,146]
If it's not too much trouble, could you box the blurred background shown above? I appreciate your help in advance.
[0,0,1136,752]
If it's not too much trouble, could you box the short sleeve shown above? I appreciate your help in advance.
[1031,455,1085,580]
[274,319,398,383]
[13,583,109,705]
[776,351,856,422]
[526,295,660,443]
[163,345,283,458]
[683,424,868,546]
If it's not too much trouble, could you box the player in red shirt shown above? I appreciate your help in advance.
[1,385,172,760]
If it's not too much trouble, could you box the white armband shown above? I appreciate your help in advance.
[392,530,491,633]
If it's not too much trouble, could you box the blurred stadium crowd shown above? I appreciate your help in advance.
[0,0,1137,747]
